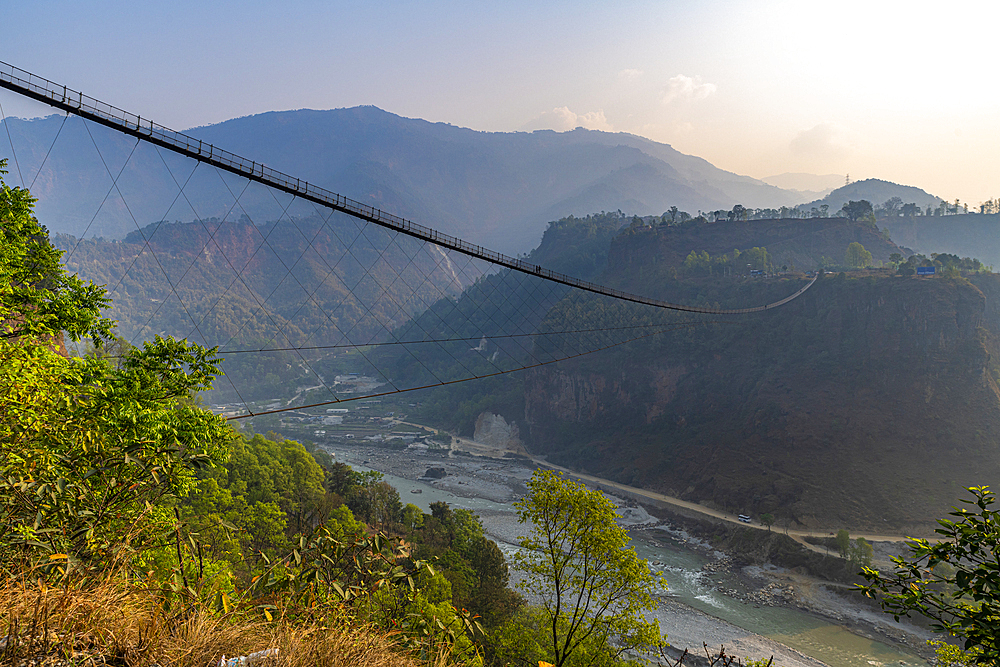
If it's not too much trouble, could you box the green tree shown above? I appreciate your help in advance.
[407,500,523,632]
[0,162,233,571]
[350,480,403,527]
[849,536,873,568]
[840,200,874,222]
[491,606,637,667]
[276,437,326,532]
[760,513,774,531]
[326,461,362,496]
[0,160,111,343]
[742,246,772,272]
[239,501,288,560]
[513,470,664,667]
[927,640,983,667]
[682,250,711,274]
[467,535,522,627]
[880,197,903,217]
[402,503,424,531]
[861,486,1000,661]
[845,242,873,268]
[835,529,851,558]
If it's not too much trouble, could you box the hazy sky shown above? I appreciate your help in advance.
[3,0,998,205]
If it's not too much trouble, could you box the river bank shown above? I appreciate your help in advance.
[321,443,933,667]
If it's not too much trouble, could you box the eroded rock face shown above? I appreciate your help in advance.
[473,412,523,451]
[524,371,616,424]
[423,467,447,479]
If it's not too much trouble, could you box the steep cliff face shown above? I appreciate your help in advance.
[524,274,1000,532]
[525,371,621,423]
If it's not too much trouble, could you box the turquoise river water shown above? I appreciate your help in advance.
[329,448,928,667]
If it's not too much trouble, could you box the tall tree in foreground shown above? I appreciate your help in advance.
[0,162,111,343]
[513,470,663,667]
[860,486,1000,663]
[0,160,233,573]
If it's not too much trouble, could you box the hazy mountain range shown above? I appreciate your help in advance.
[0,107,902,254]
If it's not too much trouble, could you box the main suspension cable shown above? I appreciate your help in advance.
[0,59,819,315]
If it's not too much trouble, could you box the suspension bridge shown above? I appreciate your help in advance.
[0,60,819,421]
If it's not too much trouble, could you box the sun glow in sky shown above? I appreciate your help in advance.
[4,0,998,205]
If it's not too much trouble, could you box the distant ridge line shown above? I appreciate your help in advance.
[0,60,816,315]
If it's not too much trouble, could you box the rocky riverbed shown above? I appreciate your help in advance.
[323,443,933,667]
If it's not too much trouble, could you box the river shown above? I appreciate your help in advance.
[326,446,928,667]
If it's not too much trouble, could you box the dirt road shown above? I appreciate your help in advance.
[529,457,931,546]
[398,417,929,545]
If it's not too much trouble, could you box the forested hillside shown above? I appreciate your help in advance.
[389,215,1000,532]
[50,196,1000,532]
[606,215,901,277]
[389,215,904,438]
[55,215,470,346]
[0,170,530,666]
[53,214,473,402]
[369,213,626,432]
[523,272,1000,532]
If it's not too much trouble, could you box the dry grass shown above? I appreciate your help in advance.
[0,578,442,667]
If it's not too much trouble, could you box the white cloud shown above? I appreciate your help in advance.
[618,68,643,81]
[520,106,613,132]
[661,74,717,104]
[789,122,852,160]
